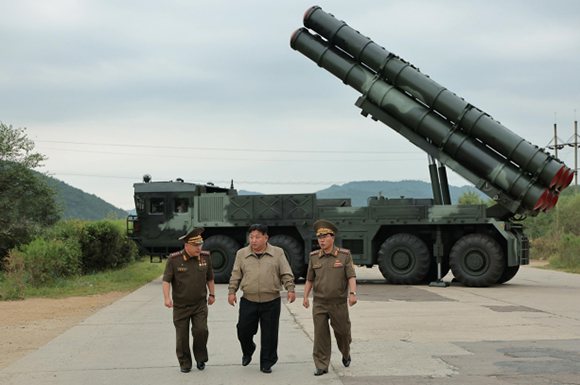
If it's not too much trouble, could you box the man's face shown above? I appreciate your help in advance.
[184,243,202,257]
[249,230,268,253]
[317,233,335,250]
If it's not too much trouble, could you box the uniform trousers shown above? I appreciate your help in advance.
[173,301,209,369]
[237,296,281,369]
[312,299,351,371]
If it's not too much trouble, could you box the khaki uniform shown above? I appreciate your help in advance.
[163,249,214,370]
[228,243,295,370]
[306,246,356,371]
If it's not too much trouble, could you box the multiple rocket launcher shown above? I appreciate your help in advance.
[291,6,573,216]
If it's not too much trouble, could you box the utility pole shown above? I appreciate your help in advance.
[575,119,578,195]
[554,122,559,231]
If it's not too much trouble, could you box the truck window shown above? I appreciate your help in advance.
[175,198,189,213]
[149,198,165,214]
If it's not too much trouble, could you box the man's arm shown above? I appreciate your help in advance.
[163,281,173,308]
[348,276,357,306]
[207,280,215,305]
[228,252,243,306]
[278,250,295,303]
[303,279,313,308]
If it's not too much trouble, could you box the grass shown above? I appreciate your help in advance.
[1,259,165,300]
[539,263,580,274]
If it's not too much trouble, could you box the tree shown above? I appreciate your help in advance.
[457,188,495,206]
[0,123,63,261]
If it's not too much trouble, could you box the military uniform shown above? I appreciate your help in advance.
[163,228,214,371]
[306,220,356,373]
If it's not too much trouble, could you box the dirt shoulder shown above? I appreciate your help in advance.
[0,292,129,370]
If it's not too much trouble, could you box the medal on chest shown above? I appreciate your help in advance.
[199,258,207,267]
[333,259,343,268]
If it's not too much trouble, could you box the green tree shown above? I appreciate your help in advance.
[457,188,495,206]
[0,123,63,261]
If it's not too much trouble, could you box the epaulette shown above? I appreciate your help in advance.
[310,250,321,257]
[169,251,182,258]
[200,250,210,257]
[337,248,350,255]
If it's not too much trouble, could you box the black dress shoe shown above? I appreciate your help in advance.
[180,368,191,373]
[260,367,272,374]
[242,355,252,366]
[314,369,327,376]
[196,362,205,370]
[342,355,351,367]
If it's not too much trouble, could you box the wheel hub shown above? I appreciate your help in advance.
[211,250,226,272]
[463,248,487,275]
[390,248,413,273]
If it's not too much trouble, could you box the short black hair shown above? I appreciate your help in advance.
[248,223,268,235]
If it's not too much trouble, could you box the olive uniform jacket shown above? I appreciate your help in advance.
[307,246,356,303]
[163,249,214,306]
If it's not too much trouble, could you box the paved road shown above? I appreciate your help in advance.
[1,265,579,384]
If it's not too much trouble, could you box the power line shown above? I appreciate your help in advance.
[35,140,419,155]
[37,146,424,163]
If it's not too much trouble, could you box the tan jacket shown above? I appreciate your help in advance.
[228,243,295,303]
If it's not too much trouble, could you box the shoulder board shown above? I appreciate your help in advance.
[310,250,321,257]
[169,251,182,258]
[338,248,350,255]
[200,250,210,257]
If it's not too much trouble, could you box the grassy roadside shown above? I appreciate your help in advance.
[538,264,580,274]
[0,260,165,300]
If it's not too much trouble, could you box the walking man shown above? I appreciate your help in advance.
[163,227,216,373]
[228,224,296,373]
[303,219,357,376]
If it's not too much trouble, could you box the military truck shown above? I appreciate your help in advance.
[127,6,573,287]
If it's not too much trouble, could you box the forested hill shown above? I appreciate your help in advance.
[47,177,128,221]
[315,180,471,207]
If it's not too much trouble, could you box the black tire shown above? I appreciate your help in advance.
[497,265,520,284]
[423,257,450,283]
[449,234,505,287]
[203,235,239,283]
[269,235,306,280]
[378,233,431,284]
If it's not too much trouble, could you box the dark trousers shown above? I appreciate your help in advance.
[237,296,281,369]
[312,300,351,371]
[173,302,209,369]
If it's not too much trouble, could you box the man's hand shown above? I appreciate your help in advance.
[228,294,237,306]
[303,298,309,309]
[349,293,357,307]
[164,298,173,308]
[208,295,215,306]
[287,291,296,303]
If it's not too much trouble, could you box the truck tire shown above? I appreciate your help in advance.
[269,235,306,280]
[378,233,431,284]
[449,234,505,287]
[497,265,520,284]
[203,235,239,284]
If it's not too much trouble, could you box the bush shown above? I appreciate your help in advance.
[79,220,136,273]
[530,234,558,260]
[551,233,580,270]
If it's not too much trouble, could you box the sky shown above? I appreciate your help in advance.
[1,0,579,210]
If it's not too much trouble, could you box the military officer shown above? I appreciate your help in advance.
[163,227,216,373]
[303,219,357,376]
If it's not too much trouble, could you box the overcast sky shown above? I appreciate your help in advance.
[1,0,579,210]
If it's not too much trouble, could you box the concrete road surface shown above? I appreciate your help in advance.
[1,265,579,384]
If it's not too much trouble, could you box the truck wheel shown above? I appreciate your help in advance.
[378,234,431,284]
[203,235,239,284]
[269,235,306,280]
[497,265,520,284]
[449,234,505,287]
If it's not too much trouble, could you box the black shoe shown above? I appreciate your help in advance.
[342,355,351,367]
[261,367,272,374]
[180,368,191,373]
[242,355,252,366]
[196,362,205,370]
[314,369,327,376]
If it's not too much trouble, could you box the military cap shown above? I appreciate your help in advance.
[313,219,339,237]
[178,227,205,244]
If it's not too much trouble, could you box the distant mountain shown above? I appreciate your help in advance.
[47,178,129,221]
[316,180,471,207]
[239,189,263,195]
